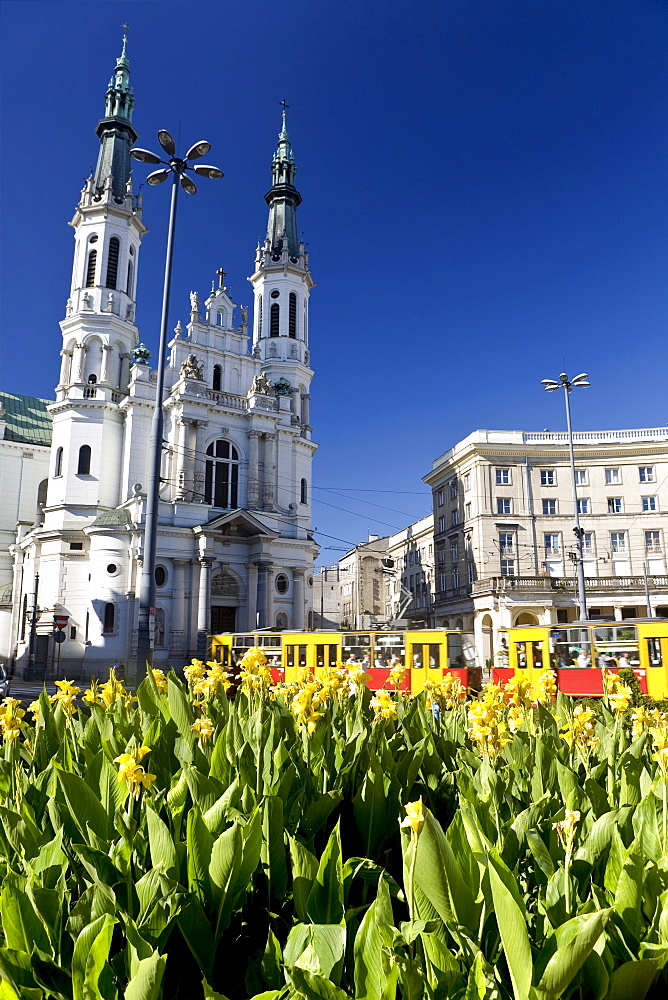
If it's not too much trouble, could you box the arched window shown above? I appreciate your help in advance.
[212,365,222,391]
[77,445,91,475]
[37,479,48,509]
[54,447,63,477]
[126,259,134,297]
[270,303,280,337]
[205,440,239,509]
[289,292,297,338]
[103,603,115,633]
[106,236,120,289]
[300,478,308,504]
[258,295,263,336]
[85,249,97,287]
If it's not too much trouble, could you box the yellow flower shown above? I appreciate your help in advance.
[114,745,156,797]
[370,689,398,720]
[389,663,407,689]
[52,679,80,716]
[560,705,598,750]
[466,698,512,758]
[400,799,425,836]
[532,670,557,704]
[505,674,534,708]
[553,809,581,852]
[152,669,168,693]
[0,698,25,742]
[507,704,527,733]
[28,700,40,723]
[184,659,208,685]
[424,672,464,711]
[191,717,215,743]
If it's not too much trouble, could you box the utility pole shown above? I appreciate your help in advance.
[27,572,39,680]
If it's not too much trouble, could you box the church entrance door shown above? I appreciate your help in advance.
[211,606,236,634]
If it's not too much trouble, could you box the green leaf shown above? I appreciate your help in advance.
[262,794,288,904]
[209,822,243,932]
[289,836,319,922]
[71,913,116,1000]
[177,896,214,980]
[56,767,110,844]
[125,952,167,1000]
[536,909,611,1000]
[202,979,232,1000]
[352,756,393,855]
[0,875,50,955]
[288,967,350,1000]
[605,958,660,1000]
[145,803,179,880]
[186,807,214,907]
[0,948,39,996]
[525,830,555,878]
[306,822,345,925]
[354,876,399,1000]
[488,857,532,1000]
[284,923,346,980]
[167,675,195,745]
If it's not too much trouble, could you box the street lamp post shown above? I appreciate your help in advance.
[130,131,223,678]
[541,372,590,621]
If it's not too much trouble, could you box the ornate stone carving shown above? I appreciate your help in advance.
[274,376,292,397]
[132,343,151,364]
[211,572,239,597]
[250,372,272,395]
[180,354,204,380]
[189,290,200,313]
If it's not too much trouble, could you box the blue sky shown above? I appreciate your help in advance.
[1,1,667,563]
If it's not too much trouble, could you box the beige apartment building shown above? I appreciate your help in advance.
[385,515,434,625]
[338,536,389,628]
[423,428,668,666]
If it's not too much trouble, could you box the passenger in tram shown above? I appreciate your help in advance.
[597,652,616,671]
[346,653,359,666]
[374,655,386,668]
[389,653,403,668]
[618,652,633,670]
[361,653,372,671]
[576,649,591,669]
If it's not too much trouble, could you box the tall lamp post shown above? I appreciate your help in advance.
[130,131,223,677]
[541,372,590,621]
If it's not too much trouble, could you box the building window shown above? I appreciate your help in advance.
[300,478,308,504]
[103,603,115,633]
[452,566,459,588]
[499,532,514,556]
[270,303,280,337]
[497,498,512,515]
[577,498,590,514]
[544,533,560,554]
[542,499,557,515]
[465,502,472,520]
[450,538,459,562]
[258,295,263,336]
[605,468,621,485]
[212,365,222,391]
[583,532,594,555]
[500,559,515,577]
[467,562,474,584]
[85,249,97,287]
[437,489,444,506]
[54,447,63,477]
[155,566,167,587]
[540,470,556,486]
[275,574,289,594]
[451,510,459,526]
[496,468,510,485]
[69,542,83,550]
[646,531,661,553]
[437,546,445,564]
[611,532,627,554]
[449,479,458,499]
[608,497,623,514]
[439,571,446,591]
[205,440,239,508]
[77,445,91,475]
[464,472,471,491]
[289,292,297,337]
[642,496,657,512]
[126,259,134,297]
[105,236,120,289]
[639,466,655,483]
[438,516,445,532]
[574,469,588,486]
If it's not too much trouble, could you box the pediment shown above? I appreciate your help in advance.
[197,508,278,539]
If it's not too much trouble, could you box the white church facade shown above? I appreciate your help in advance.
[4,40,318,680]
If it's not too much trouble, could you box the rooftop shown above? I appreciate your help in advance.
[0,392,53,447]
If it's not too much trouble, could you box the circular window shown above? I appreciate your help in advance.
[155,566,167,587]
[106,563,117,574]
[270,289,280,299]
[89,234,98,243]
[275,573,289,594]
[307,576,313,587]
[129,245,135,255]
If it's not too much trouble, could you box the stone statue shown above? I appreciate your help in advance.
[126,303,135,322]
[180,353,204,380]
[250,372,272,395]
[66,297,73,316]
[82,293,92,310]
[190,290,200,313]
[106,293,114,312]
[132,343,151,364]
[241,305,249,326]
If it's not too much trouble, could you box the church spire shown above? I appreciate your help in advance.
[265,102,302,259]
[93,32,138,201]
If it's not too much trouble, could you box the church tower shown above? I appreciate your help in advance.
[47,34,146,517]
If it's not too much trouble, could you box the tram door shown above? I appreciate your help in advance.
[407,634,443,694]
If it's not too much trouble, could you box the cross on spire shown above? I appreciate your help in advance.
[216,267,227,289]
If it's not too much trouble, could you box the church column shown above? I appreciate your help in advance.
[197,557,213,658]
[174,418,188,499]
[262,434,276,509]
[255,561,272,628]
[247,430,260,509]
[266,565,275,625]
[193,420,208,502]
[59,349,73,387]
[170,559,188,656]
[75,342,88,382]
[300,393,311,427]
[292,569,305,629]
[246,563,258,630]
[100,344,113,384]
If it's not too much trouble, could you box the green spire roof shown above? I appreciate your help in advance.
[265,105,302,258]
[0,392,52,447]
[94,35,138,200]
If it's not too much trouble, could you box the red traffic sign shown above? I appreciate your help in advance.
[54,615,69,627]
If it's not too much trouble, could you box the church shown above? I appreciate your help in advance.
[3,39,318,680]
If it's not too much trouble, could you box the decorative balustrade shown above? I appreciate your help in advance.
[471,575,668,596]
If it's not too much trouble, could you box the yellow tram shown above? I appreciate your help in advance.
[495,618,668,699]
[210,628,480,694]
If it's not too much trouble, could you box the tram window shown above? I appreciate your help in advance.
[316,644,336,667]
[617,626,638,643]
[343,634,371,662]
[298,645,307,667]
[375,638,405,667]
[412,646,423,669]
[257,635,281,647]
[515,642,528,669]
[429,644,440,669]
[648,638,663,668]
[533,642,544,669]
[328,644,338,668]
[447,632,463,669]
[286,645,296,667]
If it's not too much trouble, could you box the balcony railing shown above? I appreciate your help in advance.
[471,575,668,596]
